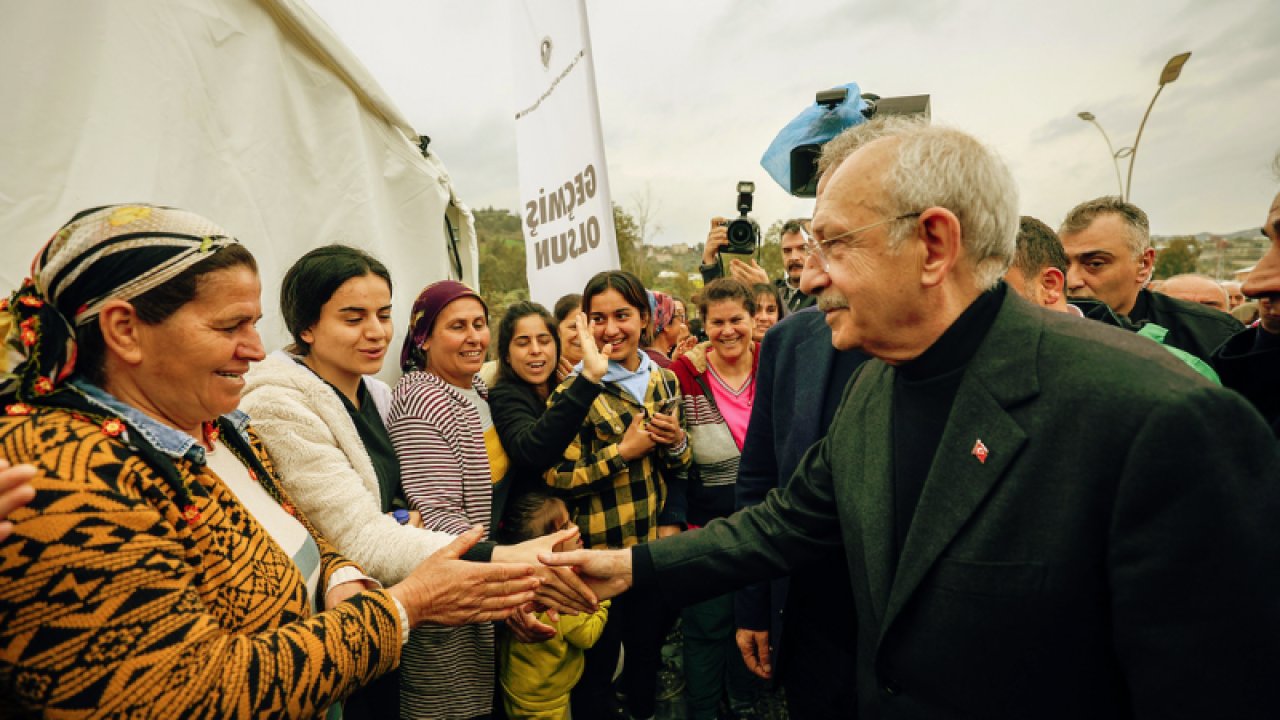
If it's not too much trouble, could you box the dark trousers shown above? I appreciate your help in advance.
[682,593,760,720]
[572,587,678,719]
[778,571,858,719]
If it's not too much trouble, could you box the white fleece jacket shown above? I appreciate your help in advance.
[241,350,454,584]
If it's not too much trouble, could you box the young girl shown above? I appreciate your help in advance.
[496,492,610,720]
[547,269,691,720]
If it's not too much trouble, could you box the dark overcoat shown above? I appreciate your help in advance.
[646,293,1280,718]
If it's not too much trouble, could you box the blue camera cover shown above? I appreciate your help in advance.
[760,81,869,193]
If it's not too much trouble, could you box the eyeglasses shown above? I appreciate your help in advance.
[803,212,922,271]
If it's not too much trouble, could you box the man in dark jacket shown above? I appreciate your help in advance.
[546,121,1280,719]
[1213,188,1280,435]
[732,307,865,718]
[1059,196,1241,362]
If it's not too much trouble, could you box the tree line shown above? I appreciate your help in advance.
[474,205,788,320]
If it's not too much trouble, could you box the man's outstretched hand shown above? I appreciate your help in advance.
[538,547,635,602]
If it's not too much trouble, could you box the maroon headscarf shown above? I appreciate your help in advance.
[399,280,487,372]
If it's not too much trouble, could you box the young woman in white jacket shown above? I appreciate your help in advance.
[241,246,595,719]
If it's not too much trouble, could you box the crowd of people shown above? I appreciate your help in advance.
[0,112,1278,720]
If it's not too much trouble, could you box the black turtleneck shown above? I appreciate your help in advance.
[890,282,1007,575]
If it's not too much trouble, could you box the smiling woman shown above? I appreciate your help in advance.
[241,245,436,719]
[547,269,692,719]
[670,277,762,718]
[488,301,604,504]
[0,205,541,718]
[386,279,508,718]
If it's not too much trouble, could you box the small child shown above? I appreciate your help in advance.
[496,491,610,720]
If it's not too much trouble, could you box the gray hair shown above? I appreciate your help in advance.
[1059,196,1151,258]
[877,125,1020,290]
[818,115,925,179]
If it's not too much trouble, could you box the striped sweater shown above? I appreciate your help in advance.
[0,404,401,718]
[386,370,497,719]
[670,341,760,527]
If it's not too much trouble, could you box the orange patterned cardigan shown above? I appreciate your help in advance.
[0,406,402,718]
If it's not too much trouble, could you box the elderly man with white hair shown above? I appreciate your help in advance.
[545,121,1280,719]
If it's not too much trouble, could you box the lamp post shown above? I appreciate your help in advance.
[1077,111,1125,197]
[1077,51,1191,202]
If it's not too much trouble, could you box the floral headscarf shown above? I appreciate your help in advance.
[649,291,675,336]
[0,204,239,405]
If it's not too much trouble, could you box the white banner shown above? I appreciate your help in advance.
[511,0,619,308]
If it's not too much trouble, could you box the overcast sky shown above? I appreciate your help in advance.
[307,0,1279,245]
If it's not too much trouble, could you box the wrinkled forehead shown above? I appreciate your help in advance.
[780,231,807,248]
[815,141,895,222]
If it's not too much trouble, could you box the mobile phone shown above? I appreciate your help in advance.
[657,396,680,416]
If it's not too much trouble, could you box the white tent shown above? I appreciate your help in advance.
[0,0,478,379]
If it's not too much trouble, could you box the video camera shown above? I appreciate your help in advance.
[761,83,931,199]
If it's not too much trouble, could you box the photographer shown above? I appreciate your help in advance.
[700,218,815,313]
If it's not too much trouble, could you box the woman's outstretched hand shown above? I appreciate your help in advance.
[0,461,37,543]
[493,526,599,615]
[388,526,540,626]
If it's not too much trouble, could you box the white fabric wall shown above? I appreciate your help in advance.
[0,0,478,381]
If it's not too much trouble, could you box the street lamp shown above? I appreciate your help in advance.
[1126,52,1191,202]
[1076,51,1191,202]
[1077,111,1125,197]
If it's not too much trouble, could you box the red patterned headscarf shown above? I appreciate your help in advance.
[650,291,675,336]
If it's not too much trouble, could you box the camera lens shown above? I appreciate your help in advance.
[725,218,757,252]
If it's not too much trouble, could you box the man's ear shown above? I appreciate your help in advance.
[97,299,145,367]
[918,207,963,288]
[1136,247,1156,285]
[1040,267,1066,307]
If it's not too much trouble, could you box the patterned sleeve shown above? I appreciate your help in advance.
[543,383,627,497]
[387,383,476,536]
[0,418,402,718]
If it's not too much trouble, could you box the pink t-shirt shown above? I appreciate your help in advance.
[706,360,756,450]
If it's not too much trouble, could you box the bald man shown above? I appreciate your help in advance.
[1163,274,1230,312]
[1222,280,1245,310]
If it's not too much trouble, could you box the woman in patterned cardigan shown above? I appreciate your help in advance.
[0,205,540,718]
